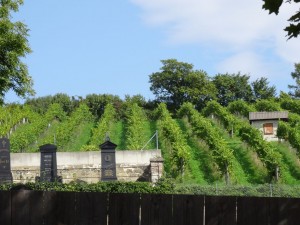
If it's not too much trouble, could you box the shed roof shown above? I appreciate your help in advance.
[249,111,288,121]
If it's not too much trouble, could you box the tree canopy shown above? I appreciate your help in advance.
[149,59,216,110]
[251,77,276,101]
[0,0,34,104]
[212,73,253,106]
[288,62,300,98]
[149,59,279,109]
[262,0,300,39]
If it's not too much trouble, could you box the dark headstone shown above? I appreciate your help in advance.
[37,144,61,182]
[100,141,117,181]
[0,138,13,184]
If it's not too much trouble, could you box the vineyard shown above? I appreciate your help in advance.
[2,96,300,185]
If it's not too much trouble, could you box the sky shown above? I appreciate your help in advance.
[6,0,300,103]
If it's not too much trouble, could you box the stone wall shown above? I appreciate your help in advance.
[10,150,162,183]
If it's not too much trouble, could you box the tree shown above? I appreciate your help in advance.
[149,59,217,110]
[251,77,276,101]
[84,94,121,119]
[0,0,34,104]
[288,63,300,98]
[212,73,253,106]
[262,0,300,39]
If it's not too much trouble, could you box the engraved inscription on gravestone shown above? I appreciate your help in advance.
[42,153,53,181]
[37,144,61,182]
[0,138,13,184]
[100,140,117,181]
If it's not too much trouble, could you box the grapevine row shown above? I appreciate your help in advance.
[10,104,67,152]
[202,101,282,177]
[52,104,93,149]
[124,103,148,150]
[178,102,234,183]
[89,103,116,146]
[0,105,31,137]
[156,103,190,178]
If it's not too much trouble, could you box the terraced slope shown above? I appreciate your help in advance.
[4,99,300,185]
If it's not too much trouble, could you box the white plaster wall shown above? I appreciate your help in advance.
[9,150,161,183]
[251,120,279,141]
[11,150,161,168]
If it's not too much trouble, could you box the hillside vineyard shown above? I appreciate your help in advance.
[2,97,300,185]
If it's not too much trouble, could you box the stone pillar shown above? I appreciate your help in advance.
[150,157,164,183]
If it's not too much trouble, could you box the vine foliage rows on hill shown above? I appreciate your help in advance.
[0,105,31,137]
[202,101,284,181]
[124,103,148,150]
[10,104,67,152]
[89,103,116,148]
[156,103,190,179]
[53,104,93,150]
[178,102,234,184]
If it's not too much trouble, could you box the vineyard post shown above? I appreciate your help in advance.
[275,165,279,182]
[225,162,230,185]
[156,130,158,150]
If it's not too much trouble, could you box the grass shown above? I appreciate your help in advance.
[271,142,300,184]
[177,118,220,184]
[141,120,157,150]
[224,135,268,184]
[61,121,94,151]
[209,118,268,184]
[27,120,60,152]
[110,120,126,150]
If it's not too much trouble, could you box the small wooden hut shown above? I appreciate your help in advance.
[249,111,288,141]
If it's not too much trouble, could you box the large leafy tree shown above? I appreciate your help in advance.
[262,0,300,39]
[149,59,217,110]
[288,62,300,98]
[251,77,276,101]
[84,94,122,119]
[212,73,253,106]
[0,0,34,104]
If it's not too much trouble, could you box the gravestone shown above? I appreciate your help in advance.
[37,144,61,182]
[100,140,117,181]
[0,138,13,184]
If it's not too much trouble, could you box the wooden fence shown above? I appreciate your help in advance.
[0,190,299,225]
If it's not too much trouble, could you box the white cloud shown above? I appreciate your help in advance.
[131,0,282,45]
[217,51,268,79]
[131,0,300,88]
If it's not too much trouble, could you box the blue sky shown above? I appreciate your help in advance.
[6,0,300,103]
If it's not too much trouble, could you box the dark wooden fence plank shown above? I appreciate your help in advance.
[0,191,11,225]
[28,191,44,225]
[141,194,173,225]
[108,193,140,225]
[11,190,31,225]
[76,192,108,225]
[237,197,269,225]
[270,197,300,225]
[6,189,300,225]
[173,194,204,225]
[56,191,77,225]
[43,191,76,225]
[205,196,236,225]
[43,191,57,225]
